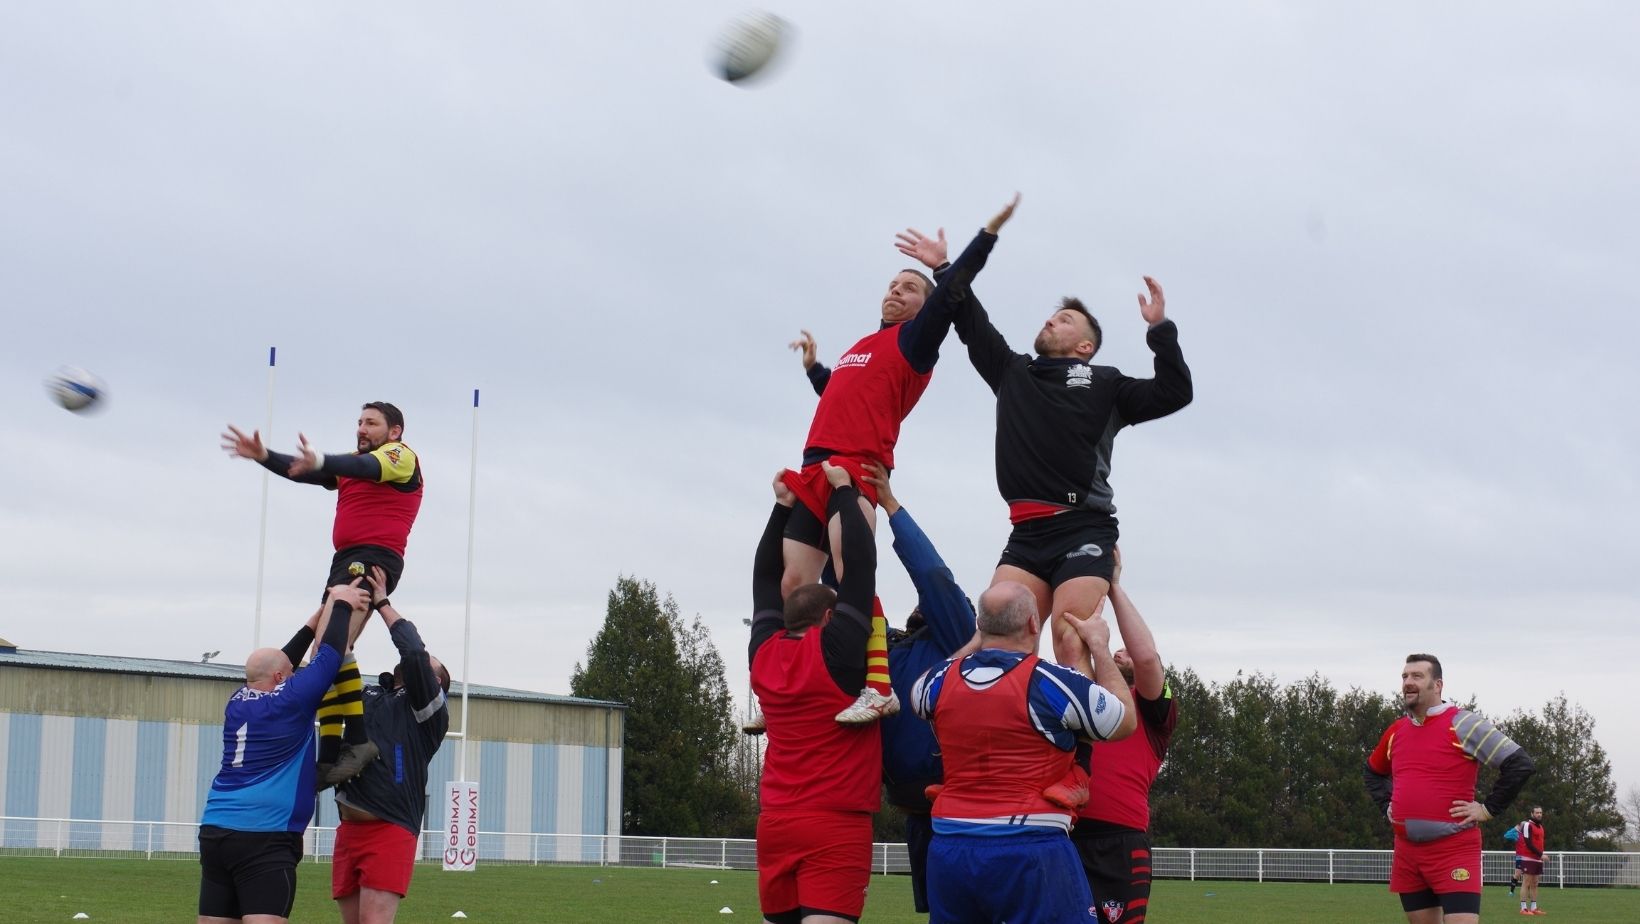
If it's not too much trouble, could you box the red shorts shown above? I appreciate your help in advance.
[783,457,880,525]
[1390,828,1482,895]
[332,819,418,899]
[757,810,873,920]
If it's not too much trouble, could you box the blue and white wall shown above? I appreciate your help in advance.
[0,676,623,858]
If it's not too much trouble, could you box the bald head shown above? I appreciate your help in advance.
[244,648,292,690]
[977,582,1040,641]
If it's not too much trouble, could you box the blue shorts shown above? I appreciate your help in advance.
[928,828,1095,924]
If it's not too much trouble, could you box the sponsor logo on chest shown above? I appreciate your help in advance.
[1066,364,1093,388]
[835,351,873,371]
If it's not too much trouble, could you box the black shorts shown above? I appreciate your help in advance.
[321,545,404,600]
[198,825,304,920]
[998,514,1119,590]
[1400,889,1481,915]
[1071,827,1151,924]
[783,502,828,552]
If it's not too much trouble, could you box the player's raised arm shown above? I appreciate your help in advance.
[1063,608,1136,741]
[789,330,830,395]
[1113,276,1193,424]
[900,194,1018,375]
[749,473,795,662]
[864,462,976,656]
[222,424,335,486]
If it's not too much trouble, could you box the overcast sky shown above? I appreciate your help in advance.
[2,3,1636,807]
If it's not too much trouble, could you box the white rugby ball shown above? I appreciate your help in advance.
[714,11,789,84]
[45,366,106,413]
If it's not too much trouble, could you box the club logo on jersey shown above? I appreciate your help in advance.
[1067,543,1104,559]
[1066,364,1093,388]
[1095,692,1108,713]
[1100,900,1125,922]
[836,351,873,370]
[1451,868,1471,881]
[385,446,403,465]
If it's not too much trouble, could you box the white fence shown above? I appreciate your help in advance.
[3,816,1637,888]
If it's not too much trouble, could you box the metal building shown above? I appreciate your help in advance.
[0,641,624,860]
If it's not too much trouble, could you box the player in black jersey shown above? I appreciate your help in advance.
[953,276,1191,665]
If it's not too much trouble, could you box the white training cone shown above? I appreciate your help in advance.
[710,880,720,884]
[451,913,467,919]
[73,916,90,921]
[720,908,734,914]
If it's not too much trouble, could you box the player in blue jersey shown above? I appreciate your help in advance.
[911,582,1134,924]
[860,461,978,917]
[198,582,372,924]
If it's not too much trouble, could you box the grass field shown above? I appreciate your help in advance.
[4,858,1636,923]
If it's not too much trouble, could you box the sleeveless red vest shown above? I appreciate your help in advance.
[931,654,1073,821]
[803,325,932,469]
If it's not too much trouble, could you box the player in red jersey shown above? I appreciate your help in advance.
[748,463,882,924]
[1063,551,1176,924]
[763,195,1020,728]
[1363,654,1535,924]
[1513,806,1547,915]
[222,401,425,786]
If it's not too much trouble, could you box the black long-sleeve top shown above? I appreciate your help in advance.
[956,300,1192,519]
[335,617,450,835]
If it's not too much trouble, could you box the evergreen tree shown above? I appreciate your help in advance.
[571,576,754,836]
[1490,695,1626,850]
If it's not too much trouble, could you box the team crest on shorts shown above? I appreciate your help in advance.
[1451,868,1471,881]
[1100,899,1125,922]
[348,562,366,577]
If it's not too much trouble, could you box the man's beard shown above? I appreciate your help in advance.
[1118,662,1135,686]
[1033,331,1051,354]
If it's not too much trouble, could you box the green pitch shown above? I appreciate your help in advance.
[3,858,1634,923]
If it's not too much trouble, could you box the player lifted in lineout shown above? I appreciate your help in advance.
[221,401,425,786]
[952,257,1192,668]
[773,194,1020,727]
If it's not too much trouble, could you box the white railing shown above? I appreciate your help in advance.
[2,817,1636,888]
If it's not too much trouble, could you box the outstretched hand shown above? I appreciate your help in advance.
[787,330,818,369]
[986,193,1021,234]
[287,433,321,477]
[1061,608,1112,652]
[325,578,370,614]
[1138,276,1166,326]
[772,471,796,507]
[895,227,948,269]
[860,461,898,515]
[820,460,852,489]
[221,425,268,462]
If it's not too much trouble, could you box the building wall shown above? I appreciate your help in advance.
[0,665,623,854]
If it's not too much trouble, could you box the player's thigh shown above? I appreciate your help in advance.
[337,893,362,924]
[992,565,1052,617]
[358,887,403,924]
[1051,576,1111,618]
[782,538,829,595]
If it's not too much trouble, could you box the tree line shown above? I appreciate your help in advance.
[573,576,1626,850]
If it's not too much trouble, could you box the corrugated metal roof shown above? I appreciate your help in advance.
[0,647,624,710]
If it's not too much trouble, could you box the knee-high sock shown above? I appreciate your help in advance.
[317,654,363,763]
[866,596,892,696]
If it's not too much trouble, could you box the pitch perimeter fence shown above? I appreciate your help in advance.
[3,816,1637,888]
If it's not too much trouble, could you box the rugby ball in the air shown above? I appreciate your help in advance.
[714,11,789,84]
[45,366,106,413]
